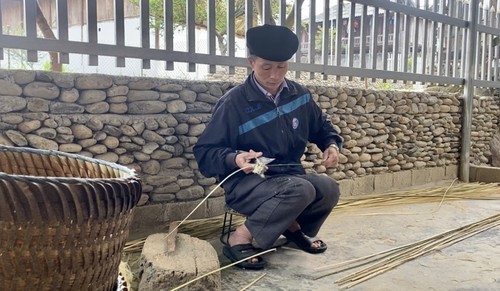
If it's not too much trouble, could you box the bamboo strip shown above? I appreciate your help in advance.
[170,248,276,291]
[335,217,499,283]
[119,181,500,290]
[124,182,500,254]
[328,214,500,288]
[239,273,267,291]
[161,167,249,248]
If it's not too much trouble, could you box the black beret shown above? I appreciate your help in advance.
[246,24,299,62]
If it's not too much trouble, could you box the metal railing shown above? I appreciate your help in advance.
[0,0,499,181]
[0,0,498,87]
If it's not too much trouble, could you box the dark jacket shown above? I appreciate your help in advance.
[193,73,343,204]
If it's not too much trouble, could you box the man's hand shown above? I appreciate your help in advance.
[322,145,339,168]
[235,149,263,174]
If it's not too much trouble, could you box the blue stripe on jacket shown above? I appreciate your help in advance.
[238,93,310,135]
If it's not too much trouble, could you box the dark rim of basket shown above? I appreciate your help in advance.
[0,145,138,183]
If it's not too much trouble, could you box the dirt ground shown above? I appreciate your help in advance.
[211,183,500,290]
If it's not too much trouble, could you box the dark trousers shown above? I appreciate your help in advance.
[235,173,340,249]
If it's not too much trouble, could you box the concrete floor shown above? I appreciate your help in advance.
[209,187,500,290]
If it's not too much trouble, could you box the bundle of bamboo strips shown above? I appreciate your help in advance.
[122,182,500,290]
[314,213,500,289]
[123,214,246,253]
[123,182,500,254]
[335,182,500,212]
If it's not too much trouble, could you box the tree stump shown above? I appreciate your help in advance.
[139,233,221,291]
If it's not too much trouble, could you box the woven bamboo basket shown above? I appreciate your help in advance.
[0,145,142,291]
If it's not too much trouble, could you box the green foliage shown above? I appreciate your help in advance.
[42,60,51,71]
[129,0,294,34]
[129,0,236,33]
[129,0,166,31]
[376,82,394,91]
[315,26,336,50]
[407,57,413,72]
[127,0,298,55]
[42,59,68,72]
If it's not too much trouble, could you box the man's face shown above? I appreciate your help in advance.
[248,56,288,95]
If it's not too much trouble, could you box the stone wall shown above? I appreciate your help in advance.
[470,96,500,164]
[1,69,499,228]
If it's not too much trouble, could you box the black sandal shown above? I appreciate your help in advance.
[283,230,327,254]
[223,243,266,270]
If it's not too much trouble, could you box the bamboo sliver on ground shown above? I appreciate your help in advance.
[332,214,500,288]
[314,214,500,289]
[123,182,500,253]
[120,181,500,290]
[334,181,500,213]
